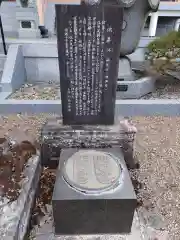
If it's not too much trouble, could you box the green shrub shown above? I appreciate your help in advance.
[147,31,180,55]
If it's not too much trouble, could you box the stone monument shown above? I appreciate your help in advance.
[16,0,40,38]
[53,148,136,234]
[41,0,137,235]
[56,3,122,125]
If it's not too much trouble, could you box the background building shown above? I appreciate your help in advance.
[143,0,180,37]
[0,0,180,54]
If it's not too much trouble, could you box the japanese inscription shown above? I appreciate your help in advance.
[56,4,123,125]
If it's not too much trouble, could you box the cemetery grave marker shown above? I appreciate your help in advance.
[50,1,137,235]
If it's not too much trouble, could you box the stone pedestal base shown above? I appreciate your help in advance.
[40,117,137,169]
[117,76,155,99]
[16,7,40,39]
[52,147,137,235]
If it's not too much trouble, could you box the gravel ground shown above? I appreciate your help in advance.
[2,81,180,239]
[132,116,180,240]
[141,76,180,100]
[8,79,180,100]
[0,84,61,142]
[9,83,60,100]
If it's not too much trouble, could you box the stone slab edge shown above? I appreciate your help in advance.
[117,77,156,99]
[0,99,180,116]
[0,153,41,240]
[1,44,26,93]
[165,70,180,80]
[0,92,13,100]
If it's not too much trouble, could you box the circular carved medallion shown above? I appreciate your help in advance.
[63,150,122,193]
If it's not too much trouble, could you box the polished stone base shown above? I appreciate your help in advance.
[29,206,142,239]
[52,147,137,235]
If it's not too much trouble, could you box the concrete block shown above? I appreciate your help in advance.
[128,48,145,62]
[16,7,40,39]
[22,43,58,57]
[16,8,39,21]
[22,44,59,82]
[0,2,18,34]
[116,77,156,99]
[1,44,26,93]
[25,57,59,83]
[0,54,6,70]
[18,29,40,39]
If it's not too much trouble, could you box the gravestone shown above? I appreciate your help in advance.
[53,148,137,235]
[42,0,137,235]
[56,3,123,125]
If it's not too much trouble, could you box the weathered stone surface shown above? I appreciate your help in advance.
[0,154,41,240]
[40,117,137,169]
[0,137,36,198]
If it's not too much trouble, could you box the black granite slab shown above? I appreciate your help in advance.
[56,3,123,125]
[52,147,137,235]
[29,205,142,239]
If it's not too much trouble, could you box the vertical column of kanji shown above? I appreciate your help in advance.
[79,18,86,116]
[91,16,96,116]
[102,6,123,124]
[104,26,113,91]
[65,27,72,114]
[94,17,100,117]
[97,19,105,114]
[72,16,80,117]
[82,16,89,117]
[87,15,94,117]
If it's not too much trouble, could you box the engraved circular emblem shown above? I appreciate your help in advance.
[63,150,122,194]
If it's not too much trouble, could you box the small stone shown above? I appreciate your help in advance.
[146,227,169,240]
[169,58,177,63]
[147,214,165,230]
[165,51,173,58]
[152,57,168,71]
[153,57,168,64]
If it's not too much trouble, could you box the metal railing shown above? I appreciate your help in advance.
[0,16,7,55]
[0,1,7,55]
